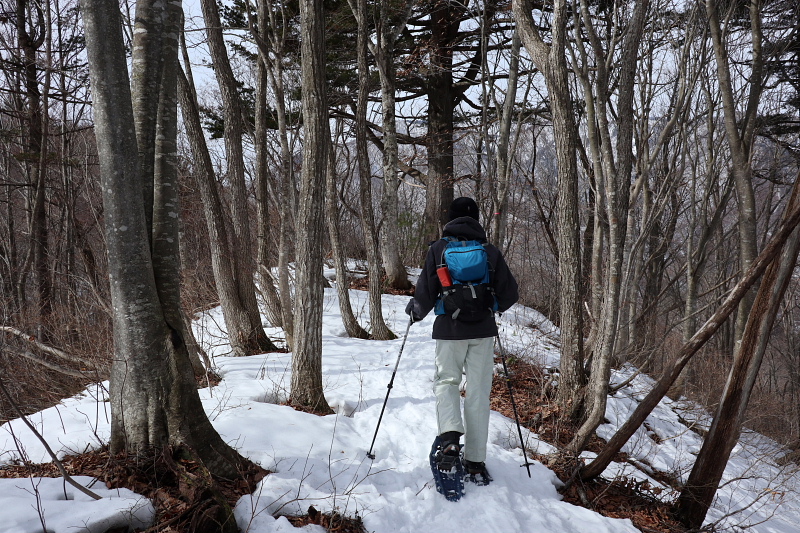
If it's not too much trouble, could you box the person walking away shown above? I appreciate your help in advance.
[405,197,519,483]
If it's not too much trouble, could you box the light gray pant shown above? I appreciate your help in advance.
[434,336,495,463]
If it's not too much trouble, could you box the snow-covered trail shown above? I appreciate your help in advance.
[205,289,639,533]
[4,281,800,532]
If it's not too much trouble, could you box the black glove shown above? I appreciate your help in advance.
[405,298,423,323]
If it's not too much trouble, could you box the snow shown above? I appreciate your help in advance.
[0,476,154,533]
[2,280,800,532]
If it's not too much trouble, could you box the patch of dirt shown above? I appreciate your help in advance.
[286,505,367,533]
[347,273,415,296]
[490,355,687,533]
[281,400,337,417]
[197,370,223,389]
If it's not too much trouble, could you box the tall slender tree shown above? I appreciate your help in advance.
[199,0,277,355]
[372,0,412,291]
[291,0,334,412]
[352,0,395,340]
[513,0,585,416]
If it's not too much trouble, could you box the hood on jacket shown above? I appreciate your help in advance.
[442,217,487,242]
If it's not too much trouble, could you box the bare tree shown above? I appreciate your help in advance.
[707,0,765,342]
[81,0,249,476]
[513,0,585,416]
[199,0,278,355]
[249,0,298,350]
[351,0,394,340]
[177,49,268,360]
[567,0,649,454]
[327,119,370,340]
[371,0,412,291]
[14,0,50,338]
[488,31,521,250]
[675,172,800,528]
[580,176,800,481]
[291,0,334,412]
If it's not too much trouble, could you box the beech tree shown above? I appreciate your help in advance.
[513,0,585,417]
[249,0,298,348]
[198,0,278,356]
[81,0,248,476]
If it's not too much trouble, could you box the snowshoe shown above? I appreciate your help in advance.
[429,435,465,502]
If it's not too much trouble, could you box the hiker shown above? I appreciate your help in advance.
[405,197,519,483]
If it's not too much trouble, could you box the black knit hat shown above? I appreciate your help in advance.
[448,197,479,222]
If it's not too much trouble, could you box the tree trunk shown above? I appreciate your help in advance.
[514,0,585,416]
[200,0,277,355]
[291,0,334,413]
[326,133,370,339]
[17,0,51,338]
[489,31,520,250]
[250,0,297,350]
[565,0,648,454]
[151,7,208,378]
[177,63,264,359]
[81,0,248,477]
[423,0,460,243]
[675,174,800,529]
[707,0,763,344]
[353,0,394,341]
[253,32,285,333]
[580,179,800,481]
[374,0,411,291]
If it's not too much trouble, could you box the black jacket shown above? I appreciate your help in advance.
[409,217,519,340]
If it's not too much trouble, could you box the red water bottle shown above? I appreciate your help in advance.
[437,266,453,287]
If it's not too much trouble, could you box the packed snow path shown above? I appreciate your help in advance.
[205,290,639,533]
[3,284,800,532]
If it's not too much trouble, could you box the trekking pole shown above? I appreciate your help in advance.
[495,330,533,477]
[367,316,413,460]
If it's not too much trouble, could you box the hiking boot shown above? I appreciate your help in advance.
[434,432,462,472]
[436,443,461,472]
[463,460,492,485]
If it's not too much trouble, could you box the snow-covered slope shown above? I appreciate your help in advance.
[1,281,799,533]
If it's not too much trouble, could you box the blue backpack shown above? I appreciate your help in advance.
[434,237,498,322]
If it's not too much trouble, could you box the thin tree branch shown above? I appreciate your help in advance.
[0,372,102,500]
[1,326,95,367]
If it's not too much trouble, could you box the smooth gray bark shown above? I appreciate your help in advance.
[82,0,246,476]
[489,31,521,250]
[514,0,585,415]
[177,61,262,359]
